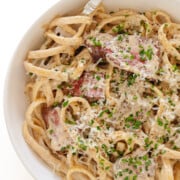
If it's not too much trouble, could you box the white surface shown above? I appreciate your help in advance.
[0,1,59,180]
[1,0,180,180]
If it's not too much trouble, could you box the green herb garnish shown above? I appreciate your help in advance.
[127,138,133,145]
[98,109,113,118]
[48,129,54,134]
[65,119,77,125]
[125,114,142,129]
[144,137,153,149]
[52,101,59,107]
[172,65,178,72]
[112,23,125,34]
[117,35,123,41]
[96,75,101,81]
[139,46,154,60]
[105,74,110,79]
[77,137,87,151]
[130,54,135,60]
[168,98,175,107]
[90,37,102,47]
[89,119,94,126]
[62,100,69,107]
[127,74,138,86]
[140,20,149,31]
[157,117,163,126]
[57,84,61,89]
[133,96,138,100]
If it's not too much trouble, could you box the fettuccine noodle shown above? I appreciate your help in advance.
[23,4,180,180]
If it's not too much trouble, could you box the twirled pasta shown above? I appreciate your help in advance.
[23,4,180,180]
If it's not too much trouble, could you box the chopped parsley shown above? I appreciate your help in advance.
[116,170,136,179]
[60,145,70,152]
[98,109,113,118]
[130,54,135,60]
[123,54,129,59]
[145,160,152,170]
[77,137,87,151]
[172,65,178,72]
[168,98,175,107]
[176,129,180,134]
[146,111,151,116]
[105,74,110,79]
[99,157,111,171]
[144,137,153,149]
[91,102,98,106]
[156,68,164,75]
[173,145,179,150]
[117,35,123,41]
[57,84,61,89]
[127,138,133,145]
[112,23,126,34]
[164,23,168,28]
[105,166,110,170]
[95,75,101,81]
[90,37,102,47]
[125,114,142,129]
[140,20,149,32]
[99,158,106,169]
[127,74,138,86]
[62,100,69,107]
[101,144,116,156]
[89,119,94,126]
[133,175,137,180]
[157,117,163,126]
[154,143,159,150]
[139,46,154,60]
[48,129,54,135]
[95,146,99,153]
[158,135,169,144]
[52,101,59,107]
[160,149,167,155]
[65,119,77,125]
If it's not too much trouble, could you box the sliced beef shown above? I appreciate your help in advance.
[86,33,160,78]
[62,71,105,102]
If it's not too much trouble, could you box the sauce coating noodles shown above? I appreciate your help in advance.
[23,4,180,180]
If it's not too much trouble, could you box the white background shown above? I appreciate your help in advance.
[0,1,58,179]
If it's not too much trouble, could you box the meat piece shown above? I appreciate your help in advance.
[86,33,160,78]
[63,71,105,102]
[42,106,60,127]
[86,33,113,62]
[88,46,107,62]
[42,106,71,151]
[113,148,156,180]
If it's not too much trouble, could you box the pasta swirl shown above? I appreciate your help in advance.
[23,4,180,180]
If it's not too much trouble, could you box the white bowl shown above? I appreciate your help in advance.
[4,0,180,179]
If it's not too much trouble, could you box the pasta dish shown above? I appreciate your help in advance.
[23,4,180,180]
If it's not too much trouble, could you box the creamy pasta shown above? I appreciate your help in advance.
[23,4,180,180]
